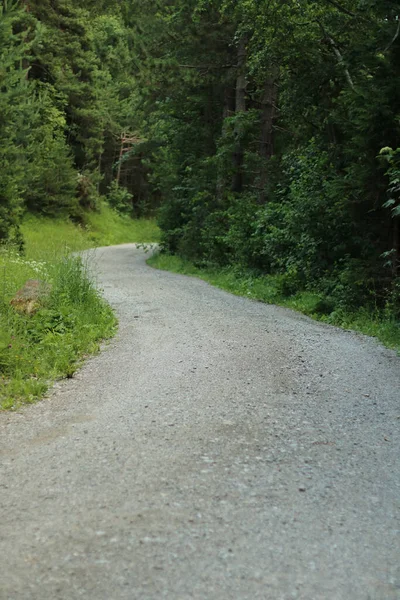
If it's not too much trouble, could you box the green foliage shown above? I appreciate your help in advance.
[259,143,354,280]
[24,0,104,170]
[85,203,160,246]
[22,85,78,217]
[0,0,158,240]
[21,207,160,260]
[380,147,400,218]
[1,0,399,320]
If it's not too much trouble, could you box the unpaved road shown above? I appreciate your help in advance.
[1,244,399,600]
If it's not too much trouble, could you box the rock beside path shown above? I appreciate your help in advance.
[10,279,51,315]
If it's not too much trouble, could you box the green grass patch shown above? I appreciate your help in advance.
[22,202,159,260]
[148,253,400,354]
[0,204,159,409]
[85,203,160,247]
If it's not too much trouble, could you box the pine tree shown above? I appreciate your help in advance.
[0,1,28,242]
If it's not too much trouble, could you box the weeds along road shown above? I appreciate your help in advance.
[1,244,399,600]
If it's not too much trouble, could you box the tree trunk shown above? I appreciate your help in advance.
[216,83,235,200]
[232,37,247,194]
[223,85,235,119]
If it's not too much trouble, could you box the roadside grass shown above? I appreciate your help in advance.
[0,252,115,409]
[148,253,400,354]
[0,204,159,410]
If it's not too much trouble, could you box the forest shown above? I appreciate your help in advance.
[1,0,400,318]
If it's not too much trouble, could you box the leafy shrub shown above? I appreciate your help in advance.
[106,181,133,215]
[259,142,353,280]
[222,193,268,270]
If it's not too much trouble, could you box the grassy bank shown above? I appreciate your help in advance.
[148,253,400,354]
[0,205,159,409]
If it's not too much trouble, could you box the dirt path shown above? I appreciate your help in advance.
[1,244,399,600]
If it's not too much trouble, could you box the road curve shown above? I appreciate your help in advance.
[1,244,399,600]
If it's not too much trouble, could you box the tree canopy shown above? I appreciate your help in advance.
[0,0,399,313]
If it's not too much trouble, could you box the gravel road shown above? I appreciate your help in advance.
[1,244,399,600]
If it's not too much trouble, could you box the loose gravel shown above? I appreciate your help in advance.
[0,244,399,600]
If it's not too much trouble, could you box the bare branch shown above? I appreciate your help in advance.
[273,125,297,137]
[178,64,236,70]
[384,19,400,52]
[327,35,356,91]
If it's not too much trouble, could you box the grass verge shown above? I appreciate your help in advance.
[0,205,159,409]
[0,252,116,409]
[148,253,400,354]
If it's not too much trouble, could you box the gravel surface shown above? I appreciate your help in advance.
[1,244,399,600]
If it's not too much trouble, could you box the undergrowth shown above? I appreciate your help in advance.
[148,253,400,354]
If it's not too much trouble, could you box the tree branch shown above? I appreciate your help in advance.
[317,20,357,92]
[325,0,356,17]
